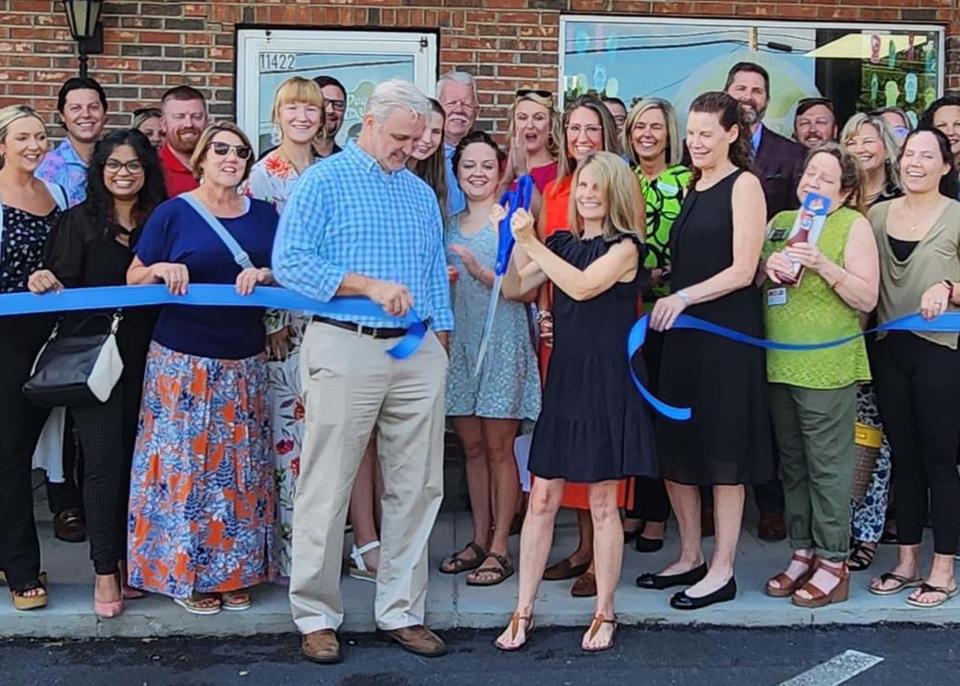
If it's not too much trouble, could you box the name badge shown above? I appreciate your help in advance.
[767,287,788,307]
[768,227,790,241]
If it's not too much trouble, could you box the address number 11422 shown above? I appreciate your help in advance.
[260,53,298,72]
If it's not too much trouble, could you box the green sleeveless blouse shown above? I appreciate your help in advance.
[762,206,871,389]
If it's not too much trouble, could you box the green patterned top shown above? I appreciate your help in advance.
[762,206,871,389]
[636,164,692,300]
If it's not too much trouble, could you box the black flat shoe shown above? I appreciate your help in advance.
[636,563,707,590]
[670,577,737,610]
[634,536,664,553]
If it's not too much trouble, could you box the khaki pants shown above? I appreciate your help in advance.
[769,383,857,562]
[289,322,448,633]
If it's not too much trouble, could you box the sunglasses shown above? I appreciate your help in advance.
[517,88,552,100]
[208,142,252,159]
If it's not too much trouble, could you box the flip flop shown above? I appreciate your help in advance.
[868,572,924,596]
[905,583,959,608]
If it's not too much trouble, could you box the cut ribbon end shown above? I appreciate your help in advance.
[627,315,693,422]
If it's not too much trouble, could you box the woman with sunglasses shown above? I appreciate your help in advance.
[539,95,622,599]
[27,129,165,617]
[245,76,324,580]
[125,123,278,615]
[504,89,562,195]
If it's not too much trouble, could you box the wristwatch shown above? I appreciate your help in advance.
[676,289,691,305]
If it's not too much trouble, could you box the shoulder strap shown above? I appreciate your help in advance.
[41,180,68,210]
[177,193,255,269]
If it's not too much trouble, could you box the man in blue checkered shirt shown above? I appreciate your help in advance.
[273,79,452,665]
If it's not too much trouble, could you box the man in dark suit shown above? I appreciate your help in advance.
[725,62,806,219]
[722,61,805,542]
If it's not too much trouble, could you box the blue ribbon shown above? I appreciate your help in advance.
[629,312,960,422]
[0,285,427,360]
[494,174,534,275]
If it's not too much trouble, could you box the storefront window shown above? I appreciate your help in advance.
[236,29,438,154]
[560,17,944,138]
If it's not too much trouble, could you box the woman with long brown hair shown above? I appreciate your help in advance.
[639,92,772,610]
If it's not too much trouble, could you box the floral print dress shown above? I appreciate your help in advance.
[244,149,314,577]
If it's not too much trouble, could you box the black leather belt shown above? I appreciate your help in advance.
[312,315,413,339]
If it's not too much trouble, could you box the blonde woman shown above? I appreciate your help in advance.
[504,88,562,195]
[0,105,68,611]
[841,113,901,208]
[622,98,692,551]
[245,76,324,578]
[496,152,655,652]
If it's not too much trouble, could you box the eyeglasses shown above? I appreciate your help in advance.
[566,124,603,138]
[324,98,346,113]
[104,159,144,174]
[517,88,552,100]
[208,142,252,159]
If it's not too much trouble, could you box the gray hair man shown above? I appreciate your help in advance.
[274,78,453,665]
[437,70,478,215]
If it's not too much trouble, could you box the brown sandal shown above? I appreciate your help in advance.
[466,552,514,587]
[792,560,849,608]
[582,614,617,653]
[494,613,534,652]
[765,552,815,598]
[439,541,487,574]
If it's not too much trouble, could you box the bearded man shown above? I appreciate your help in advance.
[158,85,209,197]
[724,61,805,219]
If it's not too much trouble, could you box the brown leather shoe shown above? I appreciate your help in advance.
[758,512,787,541]
[571,572,597,598]
[380,624,447,657]
[301,629,342,664]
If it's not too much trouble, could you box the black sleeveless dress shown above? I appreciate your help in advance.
[528,231,658,483]
[656,170,773,486]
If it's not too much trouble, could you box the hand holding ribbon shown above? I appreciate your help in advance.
[474,174,535,374]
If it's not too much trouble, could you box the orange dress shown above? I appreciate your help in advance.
[538,177,631,510]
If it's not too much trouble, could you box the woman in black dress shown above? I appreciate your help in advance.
[496,151,656,653]
[638,92,772,610]
[28,129,164,617]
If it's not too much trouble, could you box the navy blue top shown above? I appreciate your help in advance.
[135,195,278,360]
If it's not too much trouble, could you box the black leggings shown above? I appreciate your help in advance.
[0,315,54,589]
[72,370,144,576]
[874,333,960,555]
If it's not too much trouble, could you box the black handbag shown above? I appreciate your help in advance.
[22,311,124,407]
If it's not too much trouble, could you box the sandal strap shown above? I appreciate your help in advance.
[815,560,848,580]
[917,583,952,597]
[879,572,916,585]
[587,614,617,641]
[351,540,381,571]
[14,578,46,594]
[790,552,815,565]
[482,552,513,572]
[509,613,532,640]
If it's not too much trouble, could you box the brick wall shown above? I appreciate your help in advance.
[0,0,956,136]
